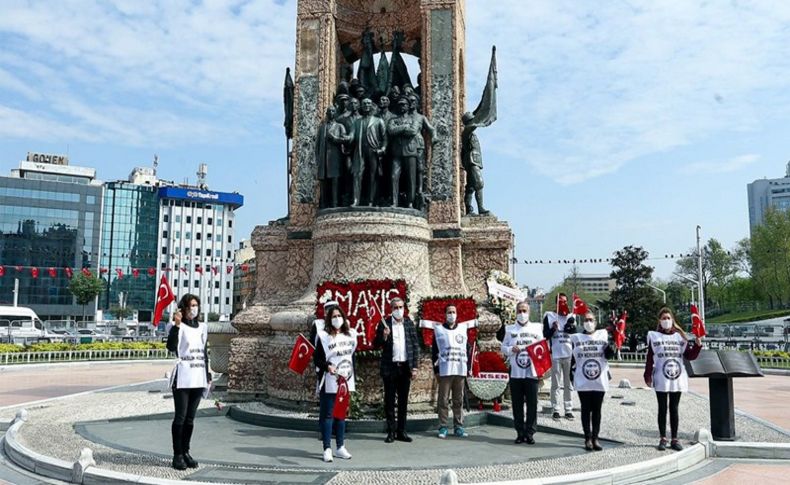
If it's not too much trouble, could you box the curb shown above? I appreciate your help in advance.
[0,359,172,372]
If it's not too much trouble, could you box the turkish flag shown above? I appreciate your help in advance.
[31,267,39,279]
[81,268,92,277]
[333,376,351,420]
[614,311,627,349]
[690,304,706,338]
[526,340,552,378]
[153,275,175,327]
[211,266,218,276]
[180,267,188,274]
[195,265,203,275]
[147,267,156,276]
[470,341,481,377]
[288,333,315,374]
[115,268,124,279]
[572,293,589,315]
[557,294,570,316]
[132,268,140,278]
[0,265,5,277]
[100,267,108,274]
[226,265,233,274]
[65,267,73,278]
[365,304,383,346]
[48,267,57,278]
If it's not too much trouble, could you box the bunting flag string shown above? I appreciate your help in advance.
[0,263,255,279]
[510,252,710,265]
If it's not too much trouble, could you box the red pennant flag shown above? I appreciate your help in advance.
[153,275,175,327]
[211,266,218,276]
[471,341,481,377]
[115,268,124,279]
[65,267,73,278]
[288,333,315,374]
[100,267,108,274]
[195,265,203,275]
[81,268,92,277]
[241,263,249,273]
[147,267,156,276]
[333,376,351,420]
[180,267,188,274]
[572,293,589,315]
[226,265,233,274]
[557,294,570,316]
[48,267,57,278]
[132,268,140,278]
[31,267,39,279]
[526,340,552,378]
[690,304,706,338]
[0,265,5,277]
[614,311,628,349]
[365,303,383,345]
[15,265,22,272]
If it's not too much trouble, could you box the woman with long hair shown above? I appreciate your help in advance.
[643,307,703,451]
[313,304,357,462]
[166,294,210,470]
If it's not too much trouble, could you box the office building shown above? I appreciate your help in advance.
[575,274,616,296]
[747,161,790,233]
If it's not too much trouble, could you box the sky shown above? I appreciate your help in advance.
[1,0,789,290]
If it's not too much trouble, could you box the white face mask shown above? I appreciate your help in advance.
[516,312,529,324]
[392,309,404,320]
[446,313,457,324]
[583,321,596,333]
[331,316,344,329]
[660,318,673,330]
[189,307,199,319]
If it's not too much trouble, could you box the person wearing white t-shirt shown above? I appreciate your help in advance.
[543,293,576,420]
[643,308,702,451]
[432,304,472,439]
[571,312,615,451]
[501,301,544,444]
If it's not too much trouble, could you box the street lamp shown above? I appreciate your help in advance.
[646,283,666,304]
[674,273,699,306]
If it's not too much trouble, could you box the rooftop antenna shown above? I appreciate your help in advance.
[785,159,790,178]
[153,154,159,175]
[197,163,208,190]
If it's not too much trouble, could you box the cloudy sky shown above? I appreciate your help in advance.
[1,0,789,289]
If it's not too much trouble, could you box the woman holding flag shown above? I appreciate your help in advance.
[571,312,615,451]
[313,304,357,462]
[643,307,703,451]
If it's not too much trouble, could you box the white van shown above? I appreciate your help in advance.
[0,306,45,340]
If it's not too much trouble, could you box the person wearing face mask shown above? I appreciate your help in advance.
[313,305,357,462]
[373,297,420,443]
[543,293,577,420]
[166,294,211,470]
[432,304,473,439]
[501,301,545,444]
[570,313,615,451]
[643,307,703,451]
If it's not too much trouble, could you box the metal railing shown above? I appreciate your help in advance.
[0,348,170,365]
[615,351,790,369]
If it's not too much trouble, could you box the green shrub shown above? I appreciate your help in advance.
[0,343,24,353]
[7,341,167,353]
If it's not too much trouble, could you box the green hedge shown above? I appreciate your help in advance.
[754,350,790,359]
[708,309,790,324]
[1,342,167,353]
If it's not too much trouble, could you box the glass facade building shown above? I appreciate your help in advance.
[0,176,102,320]
[98,181,159,322]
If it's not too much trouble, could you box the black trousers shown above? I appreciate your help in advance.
[172,387,202,454]
[578,391,605,439]
[510,378,539,438]
[382,364,412,433]
[656,391,682,439]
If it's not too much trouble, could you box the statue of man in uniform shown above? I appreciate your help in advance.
[316,106,352,208]
[461,111,490,216]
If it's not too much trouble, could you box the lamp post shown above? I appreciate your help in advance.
[696,225,705,321]
[646,283,666,304]
[675,273,700,306]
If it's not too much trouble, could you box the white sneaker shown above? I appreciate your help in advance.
[335,446,352,459]
[323,448,333,462]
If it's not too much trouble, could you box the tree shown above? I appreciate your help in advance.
[675,238,738,309]
[751,208,790,308]
[68,274,104,321]
[208,312,220,322]
[602,246,664,337]
[110,305,135,320]
[543,266,604,322]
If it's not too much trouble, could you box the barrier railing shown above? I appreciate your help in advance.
[615,351,790,369]
[0,348,170,365]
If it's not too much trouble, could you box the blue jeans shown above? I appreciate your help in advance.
[319,390,345,450]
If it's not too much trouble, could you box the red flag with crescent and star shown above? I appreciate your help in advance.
[288,333,315,374]
[572,293,589,315]
[526,339,552,378]
[690,304,706,338]
[333,376,351,419]
[65,267,73,278]
[153,275,175,327]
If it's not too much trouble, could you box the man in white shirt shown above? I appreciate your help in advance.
[543,293,576,420]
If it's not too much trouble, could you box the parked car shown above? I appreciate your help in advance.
[76,329,110,343]
[0,306,45,341]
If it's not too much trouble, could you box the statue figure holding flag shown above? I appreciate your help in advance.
[462,46,498,216]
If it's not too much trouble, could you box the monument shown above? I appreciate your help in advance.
[228,0,514,408]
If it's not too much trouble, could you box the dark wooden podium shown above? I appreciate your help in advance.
[685,350,764,441]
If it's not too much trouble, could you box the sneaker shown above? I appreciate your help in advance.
[335,446,352,459]
[657,438,667,451]
[438,427,448,439]
[564,412,574,420]
[454,427,469,438]
[552,412,561,421]
[525,435,535,445]
[322,448,333,462]
[670,440,683,451]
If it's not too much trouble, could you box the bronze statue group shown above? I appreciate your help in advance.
[309,293,704,462]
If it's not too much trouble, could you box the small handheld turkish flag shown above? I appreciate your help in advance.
[288,333,315,374]
[690,304,706,338]
[147,267,156,276]
[556,294,570,316]
[48,267,57,278]
[0,265,4,277]
[526,340,552,378]
[153,275,175,327]
[31,267,39,279]
[333,376,351,420]
[470,341,481,377]
[81,268,92,277]
[65,267,73,278]
[572,293,589,315]
[132,268,140,278]
[366,304,383,346]
[115,268,124,279]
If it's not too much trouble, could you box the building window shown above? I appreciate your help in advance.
[227,235,232,243]
[207,233,212,240]
[225,297,230,305]
[196,233,202,240]
[161,246,167,255]
[174,280,178,287]
[162,230,168,238]
[185,232,191,239]
[175,247,181,255]
[86,195,96,204]
[175,215,181,223]
[184,247,190,255]
[215,249,221,257]
[227,251,231,259]
[226,281,231,290]
[183,280,188,287]
[163,214,169,222]
[229,220,233,228]
[175,231,180,238]
[161,262,166,269]
[194,280,199,288]
[186,216,192,223]
[214,281,220,289]
[197,217,202,224]
[213,296,219,304]
[216,234,221,242]
[217,218,223,226]
[196,248,201,256]
[207,217,213,225]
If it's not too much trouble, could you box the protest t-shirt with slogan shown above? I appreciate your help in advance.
[545,312,574,359]
[571,330,610,392]
[318,329,358,393]
[434,324,469,377]
[500,322,544,379]
[647,331,689,392]
[174,322,208,390]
